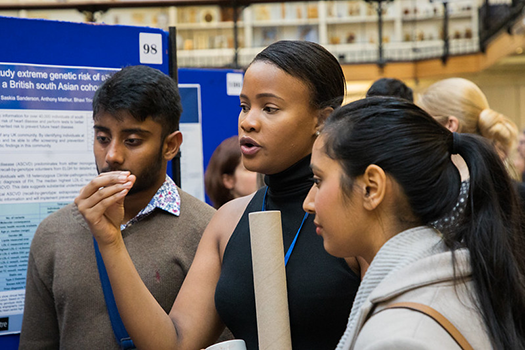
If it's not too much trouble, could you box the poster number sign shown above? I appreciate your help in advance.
[139,32,163,65]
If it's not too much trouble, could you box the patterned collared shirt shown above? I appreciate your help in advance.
[121,175,181,230]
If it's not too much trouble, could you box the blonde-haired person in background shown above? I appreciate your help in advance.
[417,77,519,179]
[417,77,523,231]
[479,108,520,179]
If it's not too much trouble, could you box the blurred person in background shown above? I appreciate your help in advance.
[204,135,260,209]
[366,77,414,102]
[417,77,519,179]
[417,77,524,229]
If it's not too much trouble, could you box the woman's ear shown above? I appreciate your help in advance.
[361,164,386,211]
[314,107,334,135]
[222,173,235,190]
[319,106,334,123]
[163,131,183,161]
[317,107,334,128]
[445,116,459,132]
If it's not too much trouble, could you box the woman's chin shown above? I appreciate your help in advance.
[323,240,346,258]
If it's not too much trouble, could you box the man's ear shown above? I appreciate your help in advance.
[361,164,386,211]
[445,116,459,132]
[163,131,183,161]
[222,173,235,190]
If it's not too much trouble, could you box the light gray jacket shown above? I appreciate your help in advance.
[338,227,492,349]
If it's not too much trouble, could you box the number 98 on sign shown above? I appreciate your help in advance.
[139,32,163,65]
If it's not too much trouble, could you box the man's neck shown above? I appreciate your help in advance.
[122,184,162,224]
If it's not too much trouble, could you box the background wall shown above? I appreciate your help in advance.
[463,56,525,130]
[346,52,525,131]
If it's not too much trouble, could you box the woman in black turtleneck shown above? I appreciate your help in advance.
[215,155,359,349]
[79,40,361,350]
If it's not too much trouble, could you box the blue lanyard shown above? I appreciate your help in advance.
[93,238,135,350]
[261,186,309,266]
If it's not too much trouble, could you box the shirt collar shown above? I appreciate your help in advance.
[121,175,180,230]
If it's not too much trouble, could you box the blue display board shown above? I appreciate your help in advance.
[0,15,170,350]
[179,68,243,205]
[0,16,169,71]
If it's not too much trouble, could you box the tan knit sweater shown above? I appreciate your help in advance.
[19,188,215,350]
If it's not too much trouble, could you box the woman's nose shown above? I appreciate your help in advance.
[239,109,260,133]
[303,185,317,214]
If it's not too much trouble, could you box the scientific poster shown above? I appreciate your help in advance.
[0,17,175,348]
[0,62,118,334]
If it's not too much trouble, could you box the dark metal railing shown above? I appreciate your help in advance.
[479,0,525,52]
[1,0,524,68]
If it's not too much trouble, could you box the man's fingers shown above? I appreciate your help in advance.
[76,180,133,212]
[77,171,132,200]
[81,188,129,227]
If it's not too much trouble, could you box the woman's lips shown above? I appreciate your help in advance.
[314,221,322,235]
[240,137,262,156]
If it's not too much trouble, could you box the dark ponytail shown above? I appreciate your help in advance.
[323,96,525,349]
[450,132,525,349]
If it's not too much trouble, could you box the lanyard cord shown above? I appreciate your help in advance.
[261,186,309,266]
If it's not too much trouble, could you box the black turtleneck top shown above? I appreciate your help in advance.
[215,155,360,350]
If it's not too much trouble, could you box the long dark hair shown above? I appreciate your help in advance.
[322,97,525,349]
[251,40,346,110]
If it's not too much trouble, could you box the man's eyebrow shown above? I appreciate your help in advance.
[93,125,109,132]
[93,125,152,135]
[120,128,152,135]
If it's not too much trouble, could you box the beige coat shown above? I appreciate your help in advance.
[349,248,492,349]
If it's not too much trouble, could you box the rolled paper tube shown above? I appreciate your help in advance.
[249,211,292,350]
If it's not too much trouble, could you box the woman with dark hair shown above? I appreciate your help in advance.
[304,96,525,349]
[366,77,413,102]
[75,40,360,350]
[204,135,259,209]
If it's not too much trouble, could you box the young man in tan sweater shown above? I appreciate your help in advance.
[19,65,219,349]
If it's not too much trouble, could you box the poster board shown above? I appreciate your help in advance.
[178,68,243,205]
[0,15,172,345]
